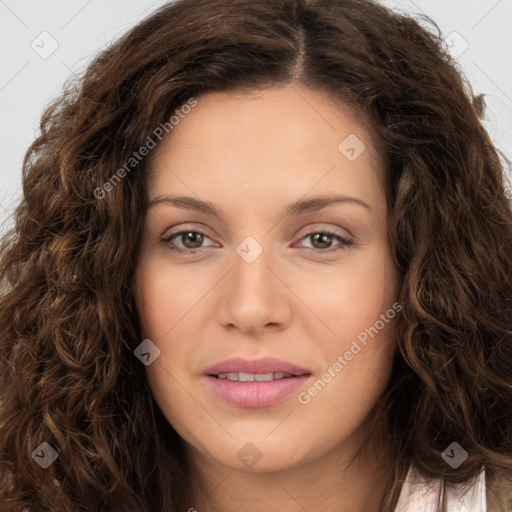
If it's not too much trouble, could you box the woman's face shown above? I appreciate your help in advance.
[134,85,400,473]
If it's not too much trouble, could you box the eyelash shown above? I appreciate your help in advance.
[160,228,353,255]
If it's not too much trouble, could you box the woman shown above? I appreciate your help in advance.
[0,0,511,510]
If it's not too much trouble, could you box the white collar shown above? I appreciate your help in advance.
[394,463,486,511]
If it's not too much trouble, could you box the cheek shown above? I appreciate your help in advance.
[134,267,200,432]
[298,309,398,441]
[292,246,398,345]
[134,260,210,339]
[294,246,398,401]
[134,262,211,393]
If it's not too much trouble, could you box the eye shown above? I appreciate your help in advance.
[294,230,353,253]
[161,229,216,253]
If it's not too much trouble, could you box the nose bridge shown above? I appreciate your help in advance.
[214,233,290,332]
[232,234,274,300]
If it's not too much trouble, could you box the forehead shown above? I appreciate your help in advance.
[147,85,386,211]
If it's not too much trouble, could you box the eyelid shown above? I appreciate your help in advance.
[294,223,352,242]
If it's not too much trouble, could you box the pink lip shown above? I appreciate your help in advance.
[203,357,311,376]
[203,357,312,408]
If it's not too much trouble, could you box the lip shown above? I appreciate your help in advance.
[203,357,311,377]
[203,357,312,408]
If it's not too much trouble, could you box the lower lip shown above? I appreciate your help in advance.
[205,375,311,408]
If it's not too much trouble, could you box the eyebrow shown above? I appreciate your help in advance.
[148,194,371,218]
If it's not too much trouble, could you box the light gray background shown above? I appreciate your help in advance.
[1,0,511,233]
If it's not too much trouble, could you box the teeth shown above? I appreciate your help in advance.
[216,372,292,381]
[254,373,274,381]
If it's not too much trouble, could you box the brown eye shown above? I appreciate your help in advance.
[161,229,214,253]
[295,230,353,253]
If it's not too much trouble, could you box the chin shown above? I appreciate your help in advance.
[201,435,313,474]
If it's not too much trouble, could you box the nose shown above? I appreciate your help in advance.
[214,238,293,336]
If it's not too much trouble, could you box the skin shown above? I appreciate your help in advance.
[134,84,401,511]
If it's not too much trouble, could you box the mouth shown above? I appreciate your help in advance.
[203,357,312,408]
[209,371,310,381]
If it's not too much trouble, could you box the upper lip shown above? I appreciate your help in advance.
[203,357,311,376]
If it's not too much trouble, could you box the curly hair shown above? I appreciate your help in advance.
[1,0,511,510]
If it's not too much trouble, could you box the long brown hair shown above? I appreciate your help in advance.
[1,0,511,510]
